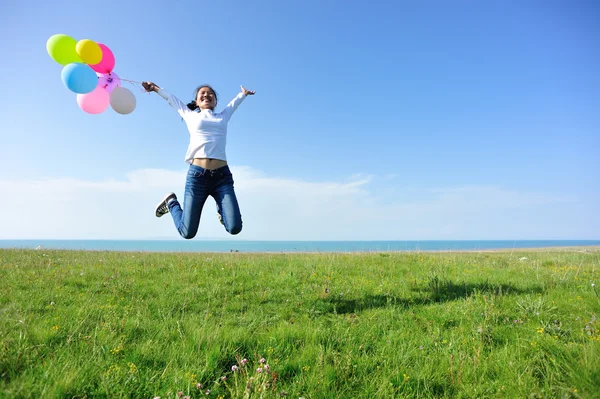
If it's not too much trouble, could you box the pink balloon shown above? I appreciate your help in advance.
[77,85,110,114]
[97,72,121,93]
[89,43,115,73]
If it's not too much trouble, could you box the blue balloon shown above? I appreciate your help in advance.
[61,63,98,94]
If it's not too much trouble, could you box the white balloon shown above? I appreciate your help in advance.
[110,86,136,115]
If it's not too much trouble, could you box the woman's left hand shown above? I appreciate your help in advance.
[241,85,256,96]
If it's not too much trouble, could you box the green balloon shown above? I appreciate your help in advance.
[46,34,82,65]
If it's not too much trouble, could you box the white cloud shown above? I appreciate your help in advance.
[0,166,594,240]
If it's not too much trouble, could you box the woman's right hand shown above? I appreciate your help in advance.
[142,81,160,92]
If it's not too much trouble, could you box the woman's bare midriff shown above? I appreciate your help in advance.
[192,158,228,170]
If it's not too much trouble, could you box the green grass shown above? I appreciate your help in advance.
[1,248,599,398]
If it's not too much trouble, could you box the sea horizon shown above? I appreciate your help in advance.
[1,239,599,253]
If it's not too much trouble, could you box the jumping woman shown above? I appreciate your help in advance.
[142,81,255,239]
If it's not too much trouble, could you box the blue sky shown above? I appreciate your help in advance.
[0,0,598,240]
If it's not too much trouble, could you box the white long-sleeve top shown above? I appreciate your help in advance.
[157,88,246,163]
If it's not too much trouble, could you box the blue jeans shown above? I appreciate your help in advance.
[168,164,242,239]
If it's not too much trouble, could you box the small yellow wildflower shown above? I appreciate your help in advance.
[110,344,124,355]
[128,362,137,374]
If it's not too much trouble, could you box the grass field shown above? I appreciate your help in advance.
[1,248,599,398]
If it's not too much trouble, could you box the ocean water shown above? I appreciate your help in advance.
[0,240,598,253]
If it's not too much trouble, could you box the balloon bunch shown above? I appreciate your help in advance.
[46,34,136,115]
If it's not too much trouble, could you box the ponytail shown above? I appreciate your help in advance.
[187,100,199,111]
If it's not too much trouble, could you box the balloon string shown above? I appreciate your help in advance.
[119,78,147,93]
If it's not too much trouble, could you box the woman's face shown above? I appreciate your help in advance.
[196,87,216,110]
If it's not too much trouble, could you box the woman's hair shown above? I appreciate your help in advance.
[187,84,218,111]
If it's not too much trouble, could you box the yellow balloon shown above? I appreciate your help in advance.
[76,39,102,65]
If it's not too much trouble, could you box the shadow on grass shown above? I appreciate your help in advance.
[311,280,545,315]
[415,278,545,301]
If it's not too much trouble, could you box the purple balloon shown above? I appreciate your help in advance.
[97,72,121,93]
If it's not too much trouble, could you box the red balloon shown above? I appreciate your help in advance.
[89,43,115,74]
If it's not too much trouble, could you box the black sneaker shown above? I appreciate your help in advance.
[155,192,177,217]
